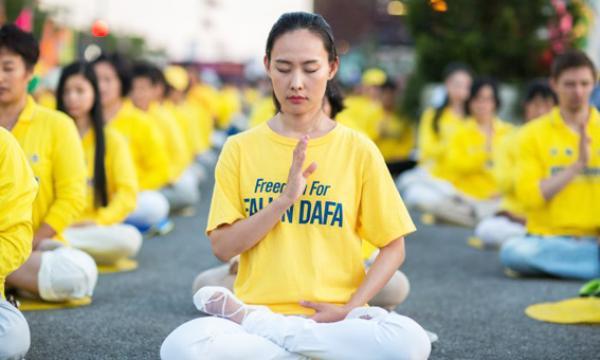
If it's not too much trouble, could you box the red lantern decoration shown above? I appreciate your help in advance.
[91,20,109,37]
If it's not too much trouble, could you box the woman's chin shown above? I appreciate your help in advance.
[280,104,318,116]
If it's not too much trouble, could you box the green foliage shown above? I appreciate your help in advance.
[402,0,552,118]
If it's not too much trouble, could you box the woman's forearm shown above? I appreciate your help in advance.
[345,237,406,309]
[209,196,294,261]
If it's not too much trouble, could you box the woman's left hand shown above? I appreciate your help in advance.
[300,301,353,323]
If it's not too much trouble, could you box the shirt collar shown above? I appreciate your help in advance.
[15,96,36,124]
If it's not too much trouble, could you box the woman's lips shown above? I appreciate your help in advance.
[288,96,307,104]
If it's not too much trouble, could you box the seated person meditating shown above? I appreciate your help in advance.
[161,12,431,360]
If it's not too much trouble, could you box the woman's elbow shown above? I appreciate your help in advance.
[208,232,235,262]
[383,237,406,264]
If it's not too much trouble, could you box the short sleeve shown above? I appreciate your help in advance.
[206,138,245,234]
[356,140,416,248]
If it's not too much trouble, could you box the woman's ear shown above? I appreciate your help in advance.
[328,57,340,80]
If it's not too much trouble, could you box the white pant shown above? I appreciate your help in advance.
[474,216,526,248]
[161,307,431,360]
[399,168,498,227]
[161,167,200,211]
[38,247,98,302]
[64,224,142,265]
[0,300,30,360]
[127,191,170,229]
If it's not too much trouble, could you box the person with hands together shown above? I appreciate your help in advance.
[161,12,430,360]
[500,50,600,280]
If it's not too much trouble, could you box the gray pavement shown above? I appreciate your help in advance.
[24,167,597,359]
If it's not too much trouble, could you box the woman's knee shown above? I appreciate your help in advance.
[475,217,502,246]
[192,265,233,295]
[130,191,170,227]
[0,301,30,360]
[112,225,143,257]
[403,184,441,211]
[161,317,284,360]
[380,314,431,360]
[38,247,98,301]
[369,271,410,310]
[499,236,546,276]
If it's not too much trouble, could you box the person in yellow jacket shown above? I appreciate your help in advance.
[0,127,37,360]
[398,64,473,216]
[215,84,243,130]
[500,51,600,279]
[0,25,97,302]
[403,78,512,227]
[56,61,142,266]
[93,54,172,234]
[185,63,217,150]
[444,78,513,215]
[130,62,201,212]
[186,64,220,119]
[338,69,386,140]
[475,81,557,247]
[418,63,472,171]
[163,66,203,160]
[163,65,209,183]
[374,79,416,176]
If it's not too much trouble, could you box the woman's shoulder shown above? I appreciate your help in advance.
[104,127,129,148]
[334,123,383,157]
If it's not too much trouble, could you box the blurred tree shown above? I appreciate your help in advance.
[402,0,552,119]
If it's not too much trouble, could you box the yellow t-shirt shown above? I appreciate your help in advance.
[493,128,526,216]
[147,102,191,180]
[206,123,416,315]
[0,128,38,297]
[515,107,600,236]
[375,112,415,162]
[79,128,138,225]
[444,118,513,199]
[11,97,87,238]
[418,107,464,177]
[107,101,170,191]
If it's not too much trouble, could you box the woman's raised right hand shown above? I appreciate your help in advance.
[281,135,317,205]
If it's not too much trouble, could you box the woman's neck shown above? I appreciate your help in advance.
[103,98,122,123]
[448,100,464,118]
[476,115,494,135]
[271,106,335,139]
[74,114,92,137]
[0,94,27,130]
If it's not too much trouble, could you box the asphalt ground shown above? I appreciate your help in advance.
[24,165,597,360]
